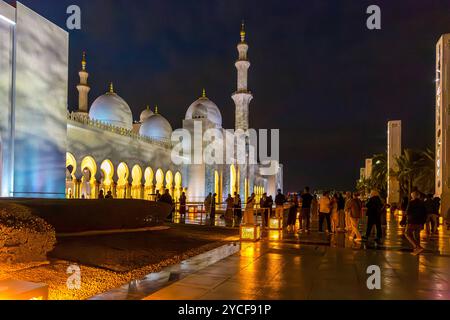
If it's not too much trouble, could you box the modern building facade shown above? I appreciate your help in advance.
[387,120,402,205]
[436,34,450,216]
[365,159,373,180]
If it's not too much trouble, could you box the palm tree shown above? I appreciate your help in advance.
[357,149,435,198]
[412,149,435,195]
[394,149,435,196]
[371,153,388,198]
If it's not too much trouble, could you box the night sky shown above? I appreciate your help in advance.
[14,0,450,192]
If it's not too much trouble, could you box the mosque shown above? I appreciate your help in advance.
[0,1,283,203]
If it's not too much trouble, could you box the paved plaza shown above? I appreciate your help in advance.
[145,212,450,300]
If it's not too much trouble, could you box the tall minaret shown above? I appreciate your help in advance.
[232,22,253,131]
[77,52,90,113]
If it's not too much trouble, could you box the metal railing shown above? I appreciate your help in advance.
[170,202,292,227]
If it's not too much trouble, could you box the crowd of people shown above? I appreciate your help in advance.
[94,184,445,256]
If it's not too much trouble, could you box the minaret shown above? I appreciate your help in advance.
[232,22,253,131]
[76,52,90,113]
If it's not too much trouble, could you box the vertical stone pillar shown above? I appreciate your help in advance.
[387,121,402,205]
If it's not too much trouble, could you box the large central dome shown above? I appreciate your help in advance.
[89,84,133,130]
[185,90,222,127]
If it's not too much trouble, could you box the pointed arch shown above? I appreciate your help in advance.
[174,171,182,201]
[156,168,165,193]
[230,165,237,196]
[80,156,97,199]
[66,153,77,198]
[214,170,220,199]
[166,170,174,196]
[117,162,129,199]
[100,159,114,193]
[66,152,77,179]
[144,167,154,200]
[131,165,143,199]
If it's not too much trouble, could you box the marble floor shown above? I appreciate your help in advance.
[90,243,240,300]
[145,213,450,300]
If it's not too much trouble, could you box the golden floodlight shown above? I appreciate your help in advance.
[269,217,283,230]
[0,279,48,300]
[240,224,261,242]
[268,230,283,241]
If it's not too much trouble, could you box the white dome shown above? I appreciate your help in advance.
[185,95,222,127]
[140,107,154,123]
[89,87,133,130]
[139,113,173,141]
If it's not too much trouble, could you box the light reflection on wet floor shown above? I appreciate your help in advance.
[96,212,450,300]
[89,243,240,300]
[146,223,450,300]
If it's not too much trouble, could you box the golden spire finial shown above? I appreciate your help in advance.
[154,105,159,114]
[240,20,246,42]
[201,88,207,98]
[82,51,87,71]
[109,82,114,93]
[146,105,150,110]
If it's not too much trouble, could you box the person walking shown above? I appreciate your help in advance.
[337,193,346,232]
[275,189,287,219]
[423,194,437,236]
[287,194,299,232]
[424,194,438,235]
[300,187,313,233]
[319,192,332,233]
[363,190,384,243]
[234,193,242,226]
[347,193,362,242]
[260,193,268,227]
[155,190,161,201]
[433,196,442,231]
[311,194,319,219]
[204,193,212,224]
[98,190,105,199]
[344,192,353,232]
[405,191,428,255]
[243,193,256,224]
[331,194,339,233]
[179,192,187,219]
[210,193,217,226]
[159,189,174,221]
[225,194,234,227]
[266,195,274,218]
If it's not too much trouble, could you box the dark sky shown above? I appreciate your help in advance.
[16,0,450,191]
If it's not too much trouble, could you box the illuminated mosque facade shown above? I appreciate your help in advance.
[0,1,283,202]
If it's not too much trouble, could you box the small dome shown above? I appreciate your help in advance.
[185,90,222,127]
[139,110,173,141]
[140,106,154,123]
[89,84,133,130]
